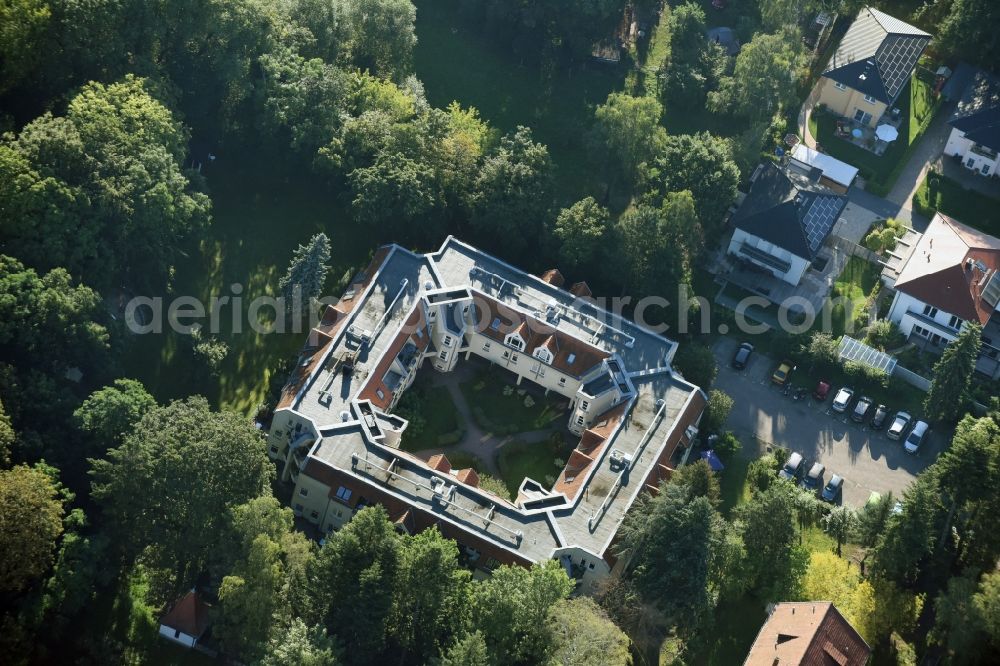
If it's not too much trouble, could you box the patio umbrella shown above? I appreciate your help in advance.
[876,124,899,142]
[700,450,725,472]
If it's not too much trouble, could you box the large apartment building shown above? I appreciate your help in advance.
[266,237,706,591]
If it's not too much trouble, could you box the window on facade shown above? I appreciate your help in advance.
[439,350,448,361]
[948,315,962,330]
[270,445,279,453]
[923,304,939,318]
[483,342,491,352]
[863,94,876,104]
[576,415,585,426]
[510,353,519,364]
[294,503,304,512]
[310,510,319,519]
[443,335,453,347]
[299,487,308,497]
[967,157,976,168]
[983,164,991,176]
[581,400,589,411]
[503,350,510,360]
[428,310,437,320]
[834,81,847,91]
[336,486,352,501]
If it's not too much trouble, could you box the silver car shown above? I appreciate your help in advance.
[887,411,912,440]
[832,387,854,413]
[904,421,929,454]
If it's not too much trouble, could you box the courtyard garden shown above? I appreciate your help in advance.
[496,434,576,499]
[914,169,1000,237]
[394,377,465,452]
[458,367,567,435]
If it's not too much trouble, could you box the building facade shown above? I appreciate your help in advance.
[945,69,1000,178]
[266,237,707,589]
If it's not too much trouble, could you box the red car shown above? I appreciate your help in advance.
[813,381,831,401]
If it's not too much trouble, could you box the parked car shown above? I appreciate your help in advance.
[887,411,912,440]
[870,404,889,429]
[802,462,825,493]
[851,395,873,422]
[822,474,844,503]
[832,387,854,413]
[731,342,754,370]
[904,420,929,454]
[813,380,831,401]
[771,360,795,385]
[779,452,804,481]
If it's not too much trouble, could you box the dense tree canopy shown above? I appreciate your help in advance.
[552,197,612,273]
[592,93,667,183]
[662,3,726,107]
[546,597,632,666]
[617,191,702,297]
[708,29,807,122]
[74,379,156,454]
[0,464,65,593]
[0,76,210,288]
[924,322,982,422]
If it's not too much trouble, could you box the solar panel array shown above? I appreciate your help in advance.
[877,35,928,99]
[838,336,898,374]
[801,195,844,253]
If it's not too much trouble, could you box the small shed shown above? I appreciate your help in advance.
[789,144,859,193]
[158,590,211,648]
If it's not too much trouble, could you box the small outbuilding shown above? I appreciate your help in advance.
[158,590,211,648]
[789,144,859,193]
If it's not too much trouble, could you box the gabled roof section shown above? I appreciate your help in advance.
[950,69,1000,152]
[894,213,1000,323]
[160,591,210,638]
[823,6,930,104]
[744,602,870,666]
[733,163,847,259]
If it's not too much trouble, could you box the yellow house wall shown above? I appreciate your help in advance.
[815,77,888,127]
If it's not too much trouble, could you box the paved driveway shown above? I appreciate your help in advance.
[710,339,942,508]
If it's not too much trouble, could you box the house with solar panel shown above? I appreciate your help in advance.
[884,213,1000,378]
[726,163,848,286]
[815,7,930,128]
[945,68,1000,178]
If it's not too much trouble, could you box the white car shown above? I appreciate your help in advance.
[904,421,929,454]
[887,411,912,440]
[832,387,854,413]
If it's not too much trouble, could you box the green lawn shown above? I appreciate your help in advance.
[811,72,940,195]
[459,370,565,435]
[120,147,374,416]
[820,256,880,340]
[496,435,574,498]
[397,380,463,452]
[914,170,1000,237]
[718,452,752,516]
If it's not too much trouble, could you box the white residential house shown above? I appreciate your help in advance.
[885,213,1000,378]
[945,69,1000,178]
[727,163,848,286]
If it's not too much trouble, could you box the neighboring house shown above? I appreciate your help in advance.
[815,7,930,127]
[885,213,1000,378]
[945,68,1000,177]
[266,237,706,592]
[744,602,871,666]
[158,590,210,648]
[727,163,848,286]
[789,144,860,193]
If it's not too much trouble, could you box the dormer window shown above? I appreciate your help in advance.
[505,333,525,351]
[863,94,876,104]
[533,347,553,364]
[834,81,847,91]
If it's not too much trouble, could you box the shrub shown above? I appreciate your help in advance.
[865,319,899,351]
[844,360,889,389]
[715,431,741,454]
[703,389,734,434]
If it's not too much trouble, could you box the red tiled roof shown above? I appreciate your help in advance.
[456,468,480,487]
[472,294,609,377]
[894,213,1000,324]
[744,602,870,666]
[358,307,429,409]
[539,269,565,287]
[160,591,210,638]
[569,281,593,298]
[428,454,452,473]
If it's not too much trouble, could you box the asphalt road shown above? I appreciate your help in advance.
[711,338,942,508]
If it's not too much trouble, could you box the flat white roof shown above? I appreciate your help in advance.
[790,144,859,188]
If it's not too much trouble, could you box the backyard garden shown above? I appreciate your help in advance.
[914,169,1000,237]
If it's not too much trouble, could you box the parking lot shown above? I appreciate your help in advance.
[711,338,943,508]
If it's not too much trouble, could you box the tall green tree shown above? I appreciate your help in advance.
[644,132,740,236]
[0,76,210,288]
[936,0,1000,71]
[546,597,632,666]
[0,0,50,95]
[592,92,667,183]
[74,379,156,454]
[217,535,286,660]
[924,322,982,422]
[552,197,611,273]
[872,473,941,588]
[261,617,339,666]
[280,233,333,315]
[616,483,714,629]
[440,631,489,666]
[854,491,894,548]
[616,192,702,297]
[468,560,573,665]
[0,464,65,593]
[343,0,417,80]
[308,506,401,662]
[734,482,798,591]
[662,3,725,106]
[708,29,807,122]
[470,126,553,256]
[89,397,272,583]
[823,505,856,557]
